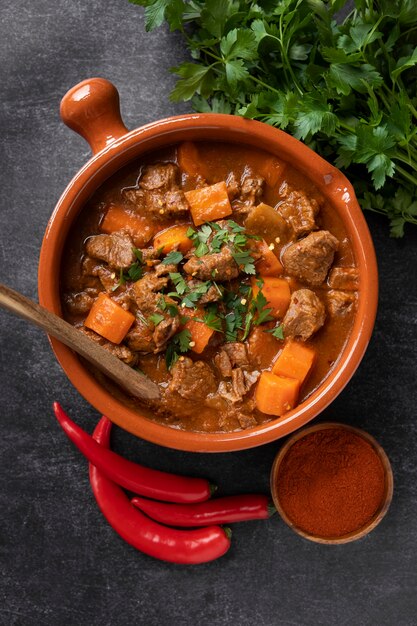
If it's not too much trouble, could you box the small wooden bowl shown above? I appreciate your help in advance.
[270,423,394,544]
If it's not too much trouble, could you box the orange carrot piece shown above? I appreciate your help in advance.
[272,340,316,385]
[101,205,155,247]
[84,293,135,344]
[251,277,291,319]
[255,372,300,416]
[177,142,205,178]
[184,181,232,226]
[255,240,283,277]
[183,316,215,354]
[153,224,193,254]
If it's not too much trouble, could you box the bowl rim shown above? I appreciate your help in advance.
[270,422,394,544]
[38,112,378,452]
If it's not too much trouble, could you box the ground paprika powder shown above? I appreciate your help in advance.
[276,427,387,538]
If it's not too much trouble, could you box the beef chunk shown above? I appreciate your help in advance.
[125,316,156,353]
[217,367,257,404]
[122,187,146,210]
[164,190,190,217]
[222,342,249,368]
[169,357,217,400]
[153,316,180,350]
[132,273,169,313]
[327,290,356,317]
[214,350,233,378]
[277,190,319,236]
[139,163,179,191]
[124,164,190,219]
[240,167,264,206]
[81,255,102,277]
[183,246,239,281]
[80,327,136,365]
[232,368,246,398]
[283,289,325,341]
[154,262,178,277]
[85,232,136,270]
[282,230,339,286]
[237,412,257,429]
[63,289,98,316]
[131,272,180,349]
[141,247,163,263]
[226,172,240,199]
[327,266,359,291]
[95,266,119,291]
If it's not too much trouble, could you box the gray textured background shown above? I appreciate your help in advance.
[1,2,417,625]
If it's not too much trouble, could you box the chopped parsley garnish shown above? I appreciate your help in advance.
[157,295,178,318]
[169,272,187,295]
[231,249,256,275]
[266,325,285,340]
[162,250,183,265]
[186,220,258,275]
[148,313,165,326]
[195,305,223,332]
[165,329,192,369]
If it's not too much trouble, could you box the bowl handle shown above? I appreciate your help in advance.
[60,78,129,155]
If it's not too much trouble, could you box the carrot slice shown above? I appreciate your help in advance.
[177,142,205,179]
[84,293,135,344]
[251,277,291,319]
[272,340,316,385]
[183,315,215,354]
[101,205,155,247]
[185,181,232,226]
[255,372,300,416]
[254,240,283,277]
[153,224,193,254]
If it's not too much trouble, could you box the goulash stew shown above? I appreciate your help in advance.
[61,142,358,432]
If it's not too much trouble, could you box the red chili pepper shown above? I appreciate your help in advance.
[53,402,213,503]
[131,494,275,527]
[90,416,231,564]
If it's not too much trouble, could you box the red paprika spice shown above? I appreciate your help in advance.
[276,427,387,538]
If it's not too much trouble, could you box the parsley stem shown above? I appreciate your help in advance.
[395,164,417,188]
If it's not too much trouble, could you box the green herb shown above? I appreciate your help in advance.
[131,0,417,236]
[231,249,256,275]
[169,272,187,295]
[112,268,126,291]
[252,290,274,326]
[266,324,285,339]
[149,312,165,326]
[197,305,223,332]
[157,295,178,317]
[132,248,143,261]
[165,329,192,369]
[162,250,183,265]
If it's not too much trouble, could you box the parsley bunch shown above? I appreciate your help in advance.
[130,0,417,236]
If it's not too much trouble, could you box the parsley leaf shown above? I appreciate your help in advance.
[165,329,192,369]
[131,0,417,236]
[162,250,183,265]
[149,313,165,326]
[266,325,285,339]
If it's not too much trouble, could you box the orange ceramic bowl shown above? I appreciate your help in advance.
[38,78,378,453]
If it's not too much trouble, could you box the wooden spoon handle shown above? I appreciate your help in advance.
[0,283,160,402]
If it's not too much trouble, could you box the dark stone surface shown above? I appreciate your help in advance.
[1,2,417,625]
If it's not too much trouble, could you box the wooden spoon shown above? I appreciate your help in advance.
[0,283,160,402]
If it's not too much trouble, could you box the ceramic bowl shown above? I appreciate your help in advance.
[38,78,378,452]
[270,423,393,543]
